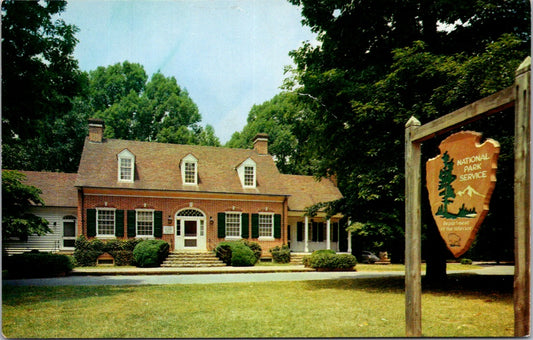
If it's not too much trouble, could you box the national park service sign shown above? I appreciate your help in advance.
[426,131,500,258]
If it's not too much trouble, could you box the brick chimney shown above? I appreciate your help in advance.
[88,118,105,143]
[253,133,269,155]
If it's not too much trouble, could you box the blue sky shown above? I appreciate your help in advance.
[59,0,317,143]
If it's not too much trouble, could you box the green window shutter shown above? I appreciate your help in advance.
[115,210,124,237]
[274,214,281,239]
[87,209,96,237]
[241,213,249,238]
[251,214,259,238]
[154,211,163,238]
[127,210,136,237]
[217,213,226,238]
[297,222,303,241]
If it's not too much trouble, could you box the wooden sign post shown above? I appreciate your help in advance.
[426,131,500,258]
[404,57,530,337]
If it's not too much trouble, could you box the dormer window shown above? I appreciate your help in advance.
[244,166,255,186]
[181,154,198,185]
[117,149,135,183]
[237,158,256,188]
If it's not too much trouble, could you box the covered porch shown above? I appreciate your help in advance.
[287,211,352,253]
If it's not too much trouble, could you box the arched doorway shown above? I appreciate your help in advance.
[175,208,206,250]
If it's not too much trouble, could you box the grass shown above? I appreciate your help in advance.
[2,274,513,338]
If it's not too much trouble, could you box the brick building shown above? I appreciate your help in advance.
[75,119,348,254]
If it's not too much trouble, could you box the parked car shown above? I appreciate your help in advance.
[360,251,380,264]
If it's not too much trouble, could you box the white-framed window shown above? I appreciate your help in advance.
[184,162,196,184]
[237,158,256,188]
[181,154,198,185]
[117,149,135,183]
[225,212,241,238]
[62,215,76,248]
[244,166,255,186]
[97,208,115,237]
[136,209,154,237]
[259,213,274,238]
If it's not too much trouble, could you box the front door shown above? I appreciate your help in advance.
[175,216,206,250]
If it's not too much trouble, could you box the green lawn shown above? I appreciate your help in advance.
[2,274,513,338]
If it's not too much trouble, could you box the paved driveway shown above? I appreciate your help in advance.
[2,265,513,287]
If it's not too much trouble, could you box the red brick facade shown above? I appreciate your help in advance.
[77,188,288,254]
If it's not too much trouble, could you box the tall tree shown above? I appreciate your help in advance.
[89,62,220,146]
[286,0,530,272]
[226,92,312,174]
[2,0,86,172]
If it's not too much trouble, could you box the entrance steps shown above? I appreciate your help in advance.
[161,251,226,268]
[290,253,308,265]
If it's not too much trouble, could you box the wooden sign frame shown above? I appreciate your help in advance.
[404,57,530,337]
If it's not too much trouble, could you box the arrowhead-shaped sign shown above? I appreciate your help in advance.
[426,131,499,258]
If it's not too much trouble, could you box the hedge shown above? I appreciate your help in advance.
[303,250,357,270]
[132,239,170,268]
[214,241,259,266]
[73,235,142,266]
[270,245,291,263]
[5,251,74,278]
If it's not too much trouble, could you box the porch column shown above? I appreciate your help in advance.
[304,215,309,253]
[326,219,331,250]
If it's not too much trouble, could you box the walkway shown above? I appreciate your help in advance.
[2,265,514,287]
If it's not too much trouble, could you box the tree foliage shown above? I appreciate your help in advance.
[226,92,312,174]
[89,62,220,146]
[2,170,50,242]
[286,0,530,263]
[2,0,87,172]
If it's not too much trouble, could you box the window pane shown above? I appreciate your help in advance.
[137,211,153,236]
[63,239,76,248]
[184,162,196,183]
[244,166,254,186]
[97,210,115,235]
[120,158,132,181]
[259,214,273,237]
[63,221,75,237]
[226,213,241,237]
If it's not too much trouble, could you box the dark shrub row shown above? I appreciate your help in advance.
[74,235,143,266]
[214,240,262,266]
[4,251,75,278]
[269,245,291,263]
[303,250,357,270]
[132,239,170,268]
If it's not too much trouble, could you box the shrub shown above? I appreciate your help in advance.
[460,258,473,265]
[214,243,233,265]
[133,239,170,268]
[240,240,262,262]
[5,252,74,278]
[214,241,258,266]
[270,245,291,263]
[306,250,357,270]
[74,236,143,266]
[109,250,134,266]
[231,243,256,267]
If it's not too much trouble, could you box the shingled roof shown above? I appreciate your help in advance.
[18,171,78,208]
[280,174,343,212]
[76,138,288,196]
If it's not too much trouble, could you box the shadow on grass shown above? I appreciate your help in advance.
[302,273,513,297]
[2,285,136,307]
